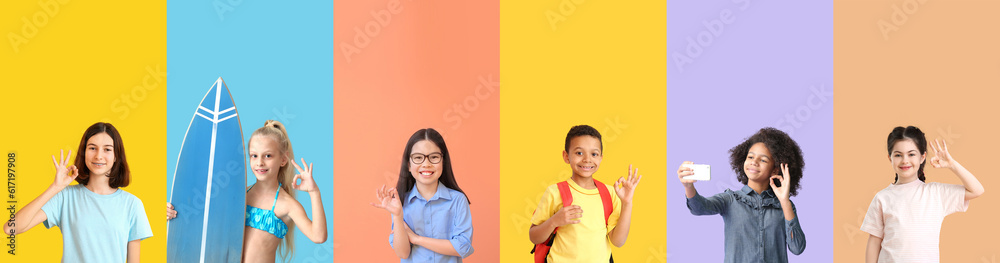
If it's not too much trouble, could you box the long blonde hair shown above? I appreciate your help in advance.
[250,120,296,262]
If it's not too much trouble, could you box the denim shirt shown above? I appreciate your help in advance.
[686,185,806,263]
[390,182,474,263]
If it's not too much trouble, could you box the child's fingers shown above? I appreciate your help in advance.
[683,161,693,165]
[52,155,58,167]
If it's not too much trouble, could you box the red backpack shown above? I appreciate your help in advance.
[530,179,614,263]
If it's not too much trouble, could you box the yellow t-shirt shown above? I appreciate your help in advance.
[530,179,621,263]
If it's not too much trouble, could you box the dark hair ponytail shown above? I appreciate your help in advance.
[887,126,927,183]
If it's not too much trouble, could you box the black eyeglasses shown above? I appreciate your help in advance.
[410,152,443,164]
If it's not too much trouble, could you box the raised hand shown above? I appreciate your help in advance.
[166,203,177,221]
[51,149,78,190]
[290,156,318,193]
[370,184,403,216]
[677,161,697,185]
[929,139,956,169]
[769,163,791,201]
[615,164,643,203]
[549,205,583,227]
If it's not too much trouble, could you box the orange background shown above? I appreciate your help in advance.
[332,0,499,262]
[833,0,1000,262]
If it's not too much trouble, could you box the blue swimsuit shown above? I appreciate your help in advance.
[245,184,288,239]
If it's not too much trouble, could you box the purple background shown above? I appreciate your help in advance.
[667,0,833,262]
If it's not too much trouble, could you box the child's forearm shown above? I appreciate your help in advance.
[683,184,697,198]
[410,235,461,257]
[608,201,633,247]
[306,191,328,243]
[391,215,411,259]
[950,161,985,200]
[779,199,795,221]
[528,221,557,244]
[5,184,60,234]
[865,235,882,263]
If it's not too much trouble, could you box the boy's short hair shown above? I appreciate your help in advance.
[728,127,805,196]
[564,125,603,153]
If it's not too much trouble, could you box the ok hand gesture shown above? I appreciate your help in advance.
[769,163,791,202]
[929,139,956,169]
[51,149,78,190]
[370,184,403,217]
[289,156,318,193]
[615,164,643,204]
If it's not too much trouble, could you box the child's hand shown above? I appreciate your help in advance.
[370,184,403,216]
[769,163,791,201]
[51,149,78,190]
[550,205,583,227]
[616,164,643,203]
[929,139,956,169]
[166,203,177,221]
[289,156,318,193]
[677,161,697,185]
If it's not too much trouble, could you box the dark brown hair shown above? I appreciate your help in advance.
[887,126,927,183]
[74,122,130,188]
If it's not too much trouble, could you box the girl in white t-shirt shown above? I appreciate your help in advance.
[861,126,985,263]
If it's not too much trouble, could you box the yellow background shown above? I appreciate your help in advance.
[0,0,166,261]
[499,0,666,262]
[833,0,1000,262]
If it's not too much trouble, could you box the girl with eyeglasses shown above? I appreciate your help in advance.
[370,128,474,262]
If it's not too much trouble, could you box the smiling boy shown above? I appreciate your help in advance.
[528,125,642,262]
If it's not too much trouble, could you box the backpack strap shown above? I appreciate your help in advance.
[592,179,613,226]
[556,181,573,208]
[551,181,574,233]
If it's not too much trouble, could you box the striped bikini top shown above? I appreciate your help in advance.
[245,183,288,239]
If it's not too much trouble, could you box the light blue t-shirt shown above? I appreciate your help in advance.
[41,184,153,263]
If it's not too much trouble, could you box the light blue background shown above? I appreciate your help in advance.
[166,1,333,262]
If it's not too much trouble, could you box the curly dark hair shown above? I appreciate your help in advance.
[728,127,805,196]
[564,125,603,153]
[886,126,927,183]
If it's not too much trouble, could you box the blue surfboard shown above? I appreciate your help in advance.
[167,77,246,263]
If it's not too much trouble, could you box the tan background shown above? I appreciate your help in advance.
[833,0,1000,262]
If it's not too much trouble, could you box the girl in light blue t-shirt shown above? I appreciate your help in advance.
[4,122,153,263]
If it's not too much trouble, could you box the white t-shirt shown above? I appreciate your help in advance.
[861,180,969,262]
[41,184,153,263]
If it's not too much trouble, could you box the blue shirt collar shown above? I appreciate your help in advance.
[406,181,453,203]
[739,185,776,198]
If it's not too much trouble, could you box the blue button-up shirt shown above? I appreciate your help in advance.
[390,182,474,262]
[686,185,806,263]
